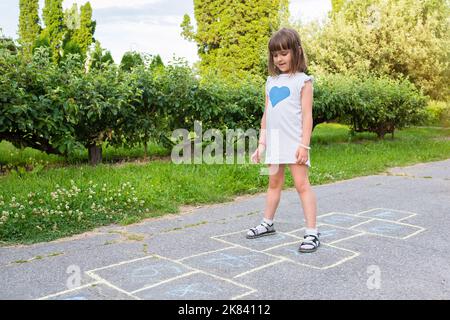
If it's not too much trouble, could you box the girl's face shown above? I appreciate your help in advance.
[272,49,292,73]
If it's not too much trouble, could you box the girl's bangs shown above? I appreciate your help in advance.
[268,34,291,53]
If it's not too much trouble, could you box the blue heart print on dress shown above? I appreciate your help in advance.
[269,86,290,107]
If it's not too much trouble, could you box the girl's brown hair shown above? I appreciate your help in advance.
[267,27,308,76]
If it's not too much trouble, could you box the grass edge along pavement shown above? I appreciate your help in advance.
[0,124,449,245]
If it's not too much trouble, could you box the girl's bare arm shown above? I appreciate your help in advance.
[301,80,313,147]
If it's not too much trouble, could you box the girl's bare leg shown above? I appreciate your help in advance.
[263,164,286,220]
[288,163,317,228]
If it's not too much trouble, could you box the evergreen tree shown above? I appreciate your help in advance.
[42,0,66,62]
[120,51,144,72]
[181,0,289,81]
[88,41,114,70]
[64,3,80,31]
[72,2,96,55]
[18,0,41,57]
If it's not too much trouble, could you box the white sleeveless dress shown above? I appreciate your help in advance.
[263,72,314,166]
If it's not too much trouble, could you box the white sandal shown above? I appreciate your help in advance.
[246,222,276,239]
[298,233,320,253]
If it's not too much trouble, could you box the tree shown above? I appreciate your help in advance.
[88,41,114,70]
[306,0,450,100]
[72,2,96,55]
[0,31,18,54]
[148,54,164,71]
[61,2,96,61]
[64,3,80,31]
[18,0,41,58]
[120,51,144,72]
[331,0,346,15]
[42,0,66,62]
[181,0,289,81]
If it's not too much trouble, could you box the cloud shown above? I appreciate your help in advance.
[63,0,162,10]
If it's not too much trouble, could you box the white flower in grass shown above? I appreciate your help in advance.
[88,195,92,199]
[36,225,42,230]
[28,201,33,205]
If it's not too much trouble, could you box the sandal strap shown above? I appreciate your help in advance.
[260,222,271,231]
[301,234,320,248]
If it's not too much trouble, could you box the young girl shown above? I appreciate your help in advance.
[248,27,320,253]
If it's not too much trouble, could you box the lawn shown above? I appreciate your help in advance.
[1,123,449,245]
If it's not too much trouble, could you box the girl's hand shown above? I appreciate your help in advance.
[295,146,309,164]
[251,144,266,163]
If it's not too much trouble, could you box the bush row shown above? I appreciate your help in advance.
[0,46,428,164]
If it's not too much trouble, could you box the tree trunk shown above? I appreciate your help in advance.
[88,144,102,165]
[143,141,148,158]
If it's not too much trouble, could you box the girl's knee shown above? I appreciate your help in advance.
[296,181,311,194]
[269,177,284,190]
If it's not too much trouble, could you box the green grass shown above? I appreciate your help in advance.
[0,140,169,172]
[1,123,449,245]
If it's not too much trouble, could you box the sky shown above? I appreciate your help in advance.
[0,0,331,66]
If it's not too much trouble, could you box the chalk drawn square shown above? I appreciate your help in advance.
[213,230,300,251]
[89,256,193,292]
[134,272,251,300]
[180,247,280,278]
[265,244,358,269]
[356,208,416,221]
[352,220,423,239]
[45,283,135,300]
[317,213,371,228]
[290,224,362,244]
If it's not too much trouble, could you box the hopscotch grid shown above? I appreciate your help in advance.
[85,254,157,273]
[148,254,259,298]
[264,243,360,270]
[261,240,303,251]
[355,207,419,218]
[402,227,426,239]
[41,207,424,300]
[327,232,367,245]
[130,271,200,294]
[176,246,237,262]
[37,281,102,300]
[213,231,364,270]
[233,259,287,279]
[85,271,141,300]
[348,219,376,229]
